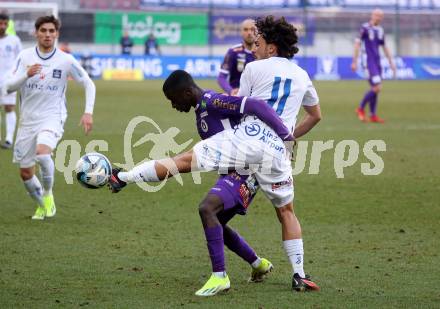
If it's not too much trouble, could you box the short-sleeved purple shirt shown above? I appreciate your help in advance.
[359,22,385,76]
[220,44,255,89]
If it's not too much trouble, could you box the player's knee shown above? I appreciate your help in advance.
[372,85,381,93]
[4,105,15,113]
[198,195,221,219]
[276,203,295,222]
[20,168,34,181]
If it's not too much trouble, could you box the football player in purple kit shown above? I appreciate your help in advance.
[217,18,256,95]
[351,8,396,123]
[109,70,295,296]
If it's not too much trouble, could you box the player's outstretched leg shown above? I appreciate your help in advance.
[108,168,127,193]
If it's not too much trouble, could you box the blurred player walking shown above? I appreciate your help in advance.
[351,9,396,123]
[0,13,21,149]
[217,18,256,95]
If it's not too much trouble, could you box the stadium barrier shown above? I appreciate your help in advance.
[76,54,440,80]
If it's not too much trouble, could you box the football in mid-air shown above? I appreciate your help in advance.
[75,153,112,189]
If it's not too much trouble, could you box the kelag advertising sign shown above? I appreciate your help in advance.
[95,12,208,45]
[77,54,440,80]
[210,14,315,46]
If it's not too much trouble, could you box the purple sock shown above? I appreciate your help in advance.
[359,90,375,110]
[369,92,378,116]
[223,225,258,265]
[204,225,225,272]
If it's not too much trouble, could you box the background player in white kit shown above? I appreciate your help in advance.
[238,16,322,291]
[3,15,96,220]
[0,13,21,149]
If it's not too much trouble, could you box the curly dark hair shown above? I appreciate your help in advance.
[35,15,61,31]
[255,15,299,59]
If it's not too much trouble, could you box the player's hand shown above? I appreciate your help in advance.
[79,113,93,135]
[27,64,42,77]
[351,62,357,72]
[284,139,297,161]
[230,88,239,96]
[390,63,397,79]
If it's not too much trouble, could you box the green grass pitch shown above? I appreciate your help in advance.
[0,80,439,308]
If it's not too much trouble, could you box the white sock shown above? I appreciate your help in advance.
[36,154,54,196]
[118,160,159,183]
[251,257,262,268]
[5,111,16,143]
[23,175,44,207]
[283,239,305,278]
[213,271,227,278]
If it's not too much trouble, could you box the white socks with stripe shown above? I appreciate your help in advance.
[283,239,305,278]
[23,176,44,207]
[118,160,159,183]
[36,154,54,196]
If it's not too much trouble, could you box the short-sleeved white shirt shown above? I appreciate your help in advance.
[238,57,319,132]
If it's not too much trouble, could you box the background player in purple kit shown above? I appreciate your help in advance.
[217,18,256,95]
[351,8,396,123]
[110,70,294,296]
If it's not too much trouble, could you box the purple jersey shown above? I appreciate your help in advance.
[219,44,254,89]
[195,90,242,140]
[359,22,385,74]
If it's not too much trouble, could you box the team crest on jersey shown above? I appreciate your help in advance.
[53,69,62,79]
[237,54,246,72]
[200,119,208,132]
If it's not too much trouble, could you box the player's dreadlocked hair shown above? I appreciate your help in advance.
[163,70,195,94]
[255,15,299,59]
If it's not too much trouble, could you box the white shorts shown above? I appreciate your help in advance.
[13,119,64,168]
[0,92,17,105]
[193,120,294,208]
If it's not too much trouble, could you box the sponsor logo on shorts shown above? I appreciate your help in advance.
[271,177,293,191]
[239,183,251,208]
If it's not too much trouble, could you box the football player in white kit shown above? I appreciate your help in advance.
[3,15,96,220]
[237,16,322,291]
[0,13,22,149]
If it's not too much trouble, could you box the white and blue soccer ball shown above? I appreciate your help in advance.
[75,152,112,189]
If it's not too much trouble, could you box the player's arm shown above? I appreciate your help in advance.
[293,105,321,139]
[382,45,396,78]
[206,93,293,141]
[4,57,41,94]
[217,50,233,94]
[351,40,361,72]
[293,81,321,139]
[237,65,252,97]
[351,26,365,72]
[69,56,96,135]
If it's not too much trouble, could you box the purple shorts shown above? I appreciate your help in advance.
[208,171,259,215]
[367,65,382,86]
